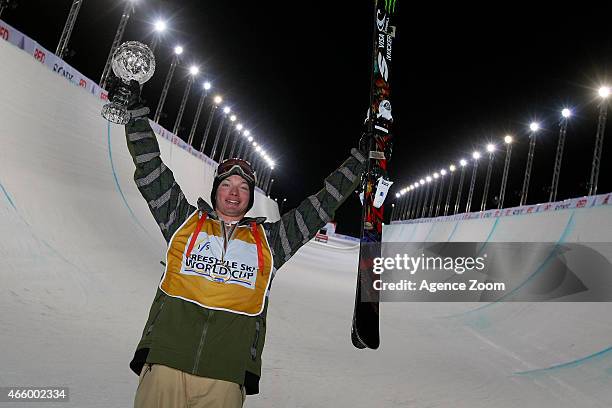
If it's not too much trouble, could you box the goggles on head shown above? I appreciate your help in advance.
[216,158,257,185]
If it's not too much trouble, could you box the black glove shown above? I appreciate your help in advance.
[106,75,141,109]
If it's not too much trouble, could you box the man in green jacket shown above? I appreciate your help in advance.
[118,82,367,407]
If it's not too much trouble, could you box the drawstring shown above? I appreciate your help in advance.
[251,222,264,274]
[186,212,208,259]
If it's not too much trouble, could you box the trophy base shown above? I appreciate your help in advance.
[102,103,131,125]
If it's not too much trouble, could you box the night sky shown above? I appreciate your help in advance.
[4,1,612,236]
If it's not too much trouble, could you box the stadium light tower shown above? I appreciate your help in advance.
[237,130,251,159]
[173,65,199,136]
[263,161,275,193]
[480,144,495,211]
[267,177,275,197]
[406,186,416,220]
[588,87,610,196]
[187,82,211,147]
[428,173,440,217]
[519,122,540,206]
[410,183,422,219]
[454,159,468,215]
[200,95,222,153]
[154,45,184,124]
[209,106,231,159]
[420,176,433,218]
[100,0,136,88]
[149,19,167,54]
[228,124,243,158]
[415,179,426,219]
[404,185,413,219]
[444,165,456,216]
[218,114,238,161]
[465,151,481,213]
[549,109,571,202]
[397,188,407,220]
[435,169,447,217]
[55,0,83,59]
[498,135,514,209]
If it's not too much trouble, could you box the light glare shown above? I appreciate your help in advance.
[154,20,167,33]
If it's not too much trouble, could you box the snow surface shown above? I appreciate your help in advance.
[1,34,612,408]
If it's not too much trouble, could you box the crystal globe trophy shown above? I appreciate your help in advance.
[101,41,156,125]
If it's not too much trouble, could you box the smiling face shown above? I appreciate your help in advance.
[215,174,251,222]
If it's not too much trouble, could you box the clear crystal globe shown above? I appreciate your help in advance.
[102,41,156,124]
[111,41,155,84]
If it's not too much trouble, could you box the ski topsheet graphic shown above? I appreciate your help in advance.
[351,0,398,350]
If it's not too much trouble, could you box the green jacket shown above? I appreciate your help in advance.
[124,106,367,394]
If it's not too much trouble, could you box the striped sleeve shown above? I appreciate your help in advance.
[266,148,367,269]
[124,106,195,242]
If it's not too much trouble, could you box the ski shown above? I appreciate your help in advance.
[351,0,398,350]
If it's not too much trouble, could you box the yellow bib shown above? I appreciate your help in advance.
[160,211,273,316]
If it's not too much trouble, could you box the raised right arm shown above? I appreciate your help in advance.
[124,106,195,242]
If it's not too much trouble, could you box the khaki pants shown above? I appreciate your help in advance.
[134,363,246,408]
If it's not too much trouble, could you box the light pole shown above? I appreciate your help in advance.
[520,122,540,206]
[267,178,275,197]
[395,189,405,220]
[418,176,431,218]
[264,163,275,193]
[154,45,183,124]
[100,0,135,88]
[258,165,269,190]
[209,106,231,159]
[480,144,495,211]
[187,82,211,147]
[228,124,243,158]
[237,131,251,159]
[498,135,514,209]
[397,187,412,220]
[550,109,571,202]
[248,141,258,164]
[434,170,446,217]
[410,183,421,219]
[173,65,199,136]
[149,19,167,54]
[589,86,610,196]
[0,0,18,18]
[444,165,456,216]
[454,159,468,215]
[218,114,237,161]
[55,0,83,59]
[465,151,481,213]
[200,95,222,153]
[428,173,439,217]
